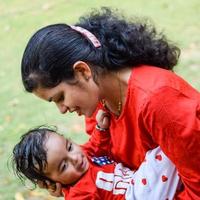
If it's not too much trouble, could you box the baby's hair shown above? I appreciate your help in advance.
[12,125,58,187]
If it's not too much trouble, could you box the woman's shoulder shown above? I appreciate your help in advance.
[130,65,190,92]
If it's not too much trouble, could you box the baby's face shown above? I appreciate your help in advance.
[43,132,89,185]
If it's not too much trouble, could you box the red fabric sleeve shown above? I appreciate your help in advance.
[141,86,200,199]
[85,103,105,135]
[83,103,111,156]
[85,116,96,135]
[82,128,111,157]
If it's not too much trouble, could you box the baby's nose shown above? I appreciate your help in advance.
[68,153,79,165]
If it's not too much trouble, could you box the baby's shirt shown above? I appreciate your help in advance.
[62,147,180,200]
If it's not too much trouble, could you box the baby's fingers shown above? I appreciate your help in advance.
[37,180,48,189]
[96,110,110,129]
[48,182,63,197]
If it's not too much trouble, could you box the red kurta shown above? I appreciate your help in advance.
[86,65,200,200]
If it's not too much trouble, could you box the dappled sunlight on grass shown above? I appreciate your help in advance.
[176,43,200,90]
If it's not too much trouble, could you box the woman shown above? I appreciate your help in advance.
[21,8,200,199]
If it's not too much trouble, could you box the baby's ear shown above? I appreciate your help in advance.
[73,61,92,81]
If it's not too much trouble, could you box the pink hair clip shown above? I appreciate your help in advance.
[70,25,101,48]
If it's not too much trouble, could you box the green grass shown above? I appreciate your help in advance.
[0,0,200,199]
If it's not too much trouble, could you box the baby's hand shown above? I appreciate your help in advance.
[96,110,110,130]
[37,180,63,197]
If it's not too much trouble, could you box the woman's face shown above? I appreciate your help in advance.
[33,76,100,117]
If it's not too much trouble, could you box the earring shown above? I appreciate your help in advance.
[85,76,89,81]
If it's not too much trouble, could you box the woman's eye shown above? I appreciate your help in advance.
[56,94,64,103]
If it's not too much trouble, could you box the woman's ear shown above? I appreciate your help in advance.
[73,61,92,81]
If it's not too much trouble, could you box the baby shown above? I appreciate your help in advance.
[12,111,180,199]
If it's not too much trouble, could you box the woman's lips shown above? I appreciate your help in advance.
[76,110,82,116]
[69,107,82,116]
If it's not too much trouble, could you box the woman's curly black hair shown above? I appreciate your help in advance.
[21,7,180,92]
[12,126,57,187]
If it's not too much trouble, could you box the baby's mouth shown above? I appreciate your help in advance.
[77,156,88,172]
[77,159,85,170]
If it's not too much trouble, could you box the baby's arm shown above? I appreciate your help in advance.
[83,110,111,157]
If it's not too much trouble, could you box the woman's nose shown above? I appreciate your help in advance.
[56,103,68,114]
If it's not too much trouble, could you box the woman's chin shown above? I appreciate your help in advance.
[77,107,98,118]
[85,111,95,118]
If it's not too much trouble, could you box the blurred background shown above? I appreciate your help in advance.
[0,0,199,199]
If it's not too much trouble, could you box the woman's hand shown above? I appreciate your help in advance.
[96,110,110,129]
[37,180,63,197]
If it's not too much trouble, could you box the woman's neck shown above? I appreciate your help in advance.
[99,68,131,116]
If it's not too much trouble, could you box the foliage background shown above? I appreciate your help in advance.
[0,0,199,199]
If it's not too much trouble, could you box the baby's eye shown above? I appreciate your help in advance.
[68,143,73,152]
[61,162,68,172]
